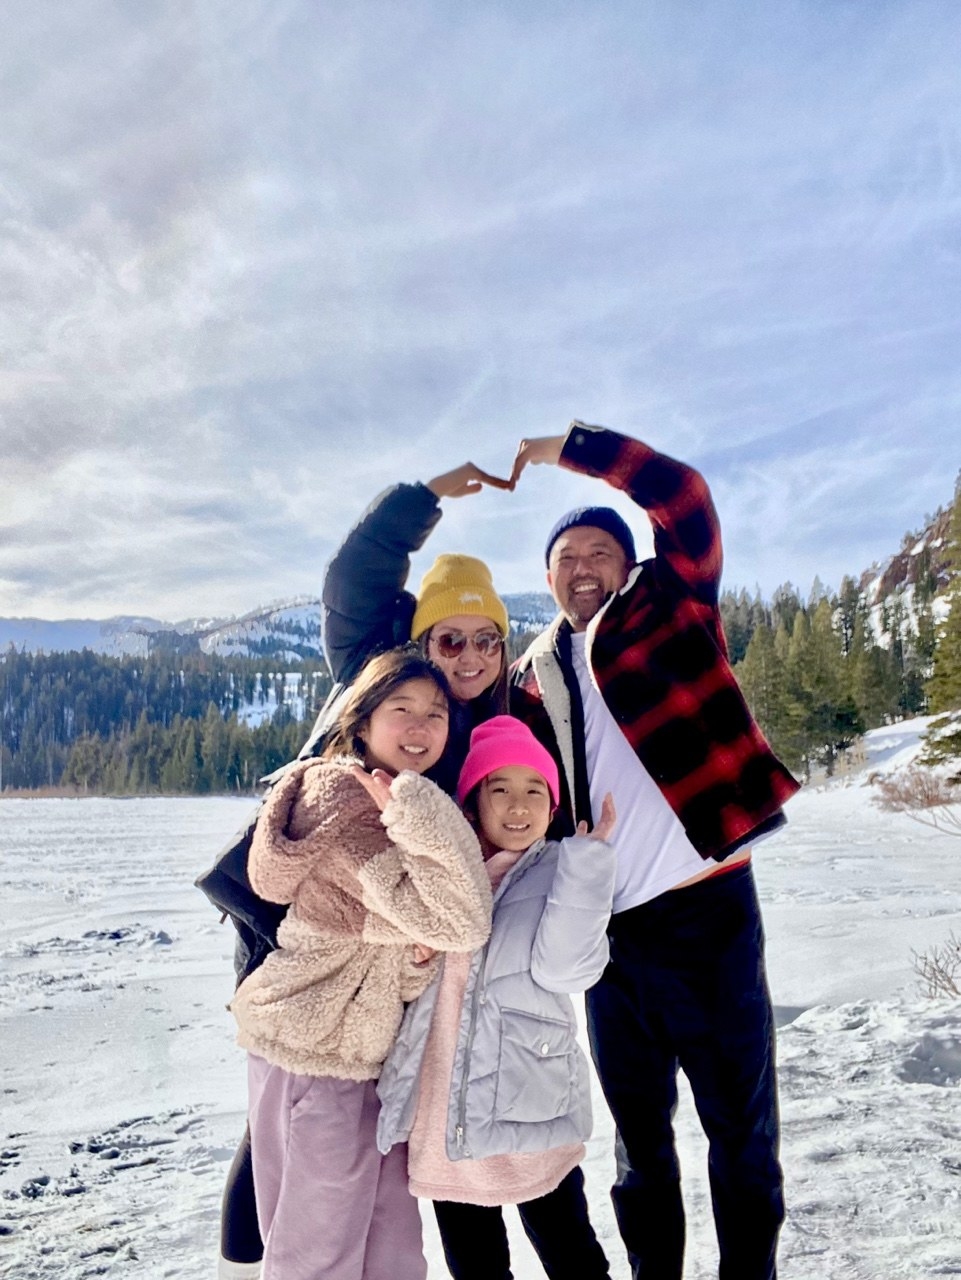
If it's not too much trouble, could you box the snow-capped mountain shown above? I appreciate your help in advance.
[193,598,321,661]
[0,615,171,658]
[0,594,558,659]
[857,505,954,639]
[857,506,952,608]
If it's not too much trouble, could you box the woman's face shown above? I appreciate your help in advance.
[425,614,504,704]
[358,677,449,775]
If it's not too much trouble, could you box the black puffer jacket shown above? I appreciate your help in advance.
[195,481,473,984]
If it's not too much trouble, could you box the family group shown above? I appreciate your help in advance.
[197,421,799,1280]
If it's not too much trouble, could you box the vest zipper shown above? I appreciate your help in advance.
[455,944,489,1151]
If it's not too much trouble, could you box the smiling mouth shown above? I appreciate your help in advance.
[572,580,602,594]
[400,744,428,755]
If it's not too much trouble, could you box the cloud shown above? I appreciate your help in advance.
[1,0,960,618]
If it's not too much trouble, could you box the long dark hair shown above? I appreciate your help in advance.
[321,646,452,764]
[471,661,510,722]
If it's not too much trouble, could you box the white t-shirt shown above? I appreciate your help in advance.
[570,632,706,913]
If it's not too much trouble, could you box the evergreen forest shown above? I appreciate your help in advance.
[0,650,332,794]
[3,478,961,795]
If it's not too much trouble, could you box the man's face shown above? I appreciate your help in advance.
[547,525,631,631]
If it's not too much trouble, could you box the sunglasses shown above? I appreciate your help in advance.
[431,629,505,659]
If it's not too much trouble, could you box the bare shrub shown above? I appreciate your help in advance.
[912,932,961,998]
[872,768,961,998]
[872,766,961,836]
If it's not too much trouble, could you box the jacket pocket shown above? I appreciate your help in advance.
[493,1008,574,1123]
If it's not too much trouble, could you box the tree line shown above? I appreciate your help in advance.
[726,474,960,779]
[0,649,331,793]
[724,578,932,779]
[2,477,960,795]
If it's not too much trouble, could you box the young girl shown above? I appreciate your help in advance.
[376,715,617,1280]
[230,649,493,1280]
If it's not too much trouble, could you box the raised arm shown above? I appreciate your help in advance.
[530,799,617,994]
[322,483,442,685]
[513,422,723,604]
[322,464,512,686]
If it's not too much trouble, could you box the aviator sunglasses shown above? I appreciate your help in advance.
[431,628,505,659]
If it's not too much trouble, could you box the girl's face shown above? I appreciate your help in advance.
[359,678,449,776]
[425,614,504,704]
[475,765,552,857]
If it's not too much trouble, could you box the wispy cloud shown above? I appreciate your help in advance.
[2,0,960,619]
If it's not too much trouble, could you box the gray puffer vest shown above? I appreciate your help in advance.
[376,830,615,1162]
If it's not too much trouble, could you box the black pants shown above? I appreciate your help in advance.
[585,863,784,1280]
[433,1166,610,1280]
[221,1124,264,1264]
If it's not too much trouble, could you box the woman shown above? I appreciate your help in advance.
[213,461,512,1280]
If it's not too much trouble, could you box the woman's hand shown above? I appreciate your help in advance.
[576,792,616,842]
[411,943,438,965]
[349,765,394,811]
[427,462,514,499]
[509,434,565,486]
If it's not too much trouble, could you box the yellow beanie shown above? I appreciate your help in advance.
[410,554,509,640]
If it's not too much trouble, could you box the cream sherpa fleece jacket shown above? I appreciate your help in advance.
[230,757,492,1081]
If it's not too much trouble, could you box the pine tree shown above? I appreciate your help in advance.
[808,598,864,772]
[734,621,794,765]
[836,575,862,657]
[927,472,961,715]
[923,472,961,768]
[201,703,231,792]
[721,588,755,665]
[913,543,939,673]
[62,734,104,794]
[176,720,204,793]
[771,584,804,635]
[848,616,898,727]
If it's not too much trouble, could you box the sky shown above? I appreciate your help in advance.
[2,0,960,623]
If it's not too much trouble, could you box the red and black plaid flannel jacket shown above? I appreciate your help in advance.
[511,423,800,863]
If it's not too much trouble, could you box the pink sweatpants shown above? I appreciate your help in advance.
[247,1054,426,1280]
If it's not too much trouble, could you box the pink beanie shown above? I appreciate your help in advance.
[456,716,560,806]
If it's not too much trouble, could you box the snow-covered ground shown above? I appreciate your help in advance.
[1,719,959,1279]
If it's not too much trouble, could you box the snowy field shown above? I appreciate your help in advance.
[1,718,960,1279]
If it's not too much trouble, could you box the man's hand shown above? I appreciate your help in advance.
[427,462,514,499]
[349,765,394,811]
[575,792,616,842]
[509,435,565,485]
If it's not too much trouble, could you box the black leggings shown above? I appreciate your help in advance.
[432,1166,609,1280]
[221,1125,264,1264]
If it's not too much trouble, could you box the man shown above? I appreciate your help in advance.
[509,421,800,1280]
